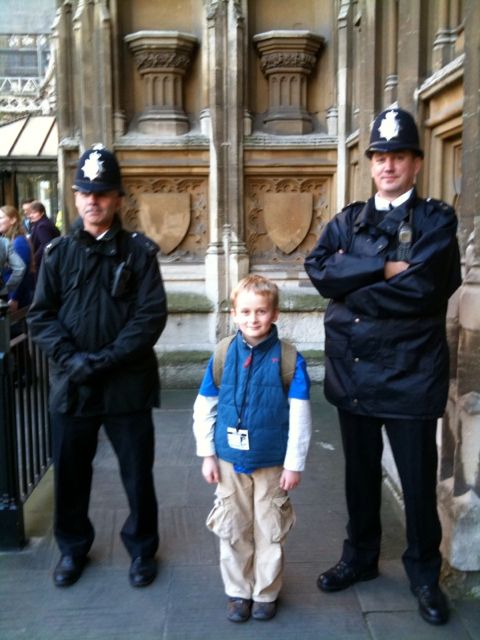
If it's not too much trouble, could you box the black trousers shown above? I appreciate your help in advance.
[51,411,159,560]
[338,409,442,588]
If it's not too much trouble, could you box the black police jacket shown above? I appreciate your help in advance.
[27,215,168,416]
[304,191,461,419]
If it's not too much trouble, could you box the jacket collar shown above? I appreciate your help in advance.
[375,188,414,211]
[235,324,279,352]
[354,189,418,237]
[72,214,123,254]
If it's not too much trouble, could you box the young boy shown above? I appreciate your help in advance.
[193,275,312,623]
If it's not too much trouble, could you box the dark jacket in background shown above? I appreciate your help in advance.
[27,215,168,416]
[30,214,60,267]
[304,191,461,420]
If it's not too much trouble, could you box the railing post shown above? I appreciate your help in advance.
[0,301,26,549]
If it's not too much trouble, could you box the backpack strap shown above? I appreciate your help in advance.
[279,339,297,392]
[212,335,236,388]
[212,334,297,392]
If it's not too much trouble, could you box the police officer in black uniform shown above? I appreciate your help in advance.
[28,145,168,588]
[305,108,461,626]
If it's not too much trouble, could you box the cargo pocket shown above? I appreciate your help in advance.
[206,488,236,542]
[270,495,296,543]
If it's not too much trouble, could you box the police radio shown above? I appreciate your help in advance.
[397,210,413,261]
[111,253,133,297]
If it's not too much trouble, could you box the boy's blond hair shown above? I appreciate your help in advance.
[230,274,279,310]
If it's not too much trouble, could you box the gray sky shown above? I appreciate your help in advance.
[0,0,57,34]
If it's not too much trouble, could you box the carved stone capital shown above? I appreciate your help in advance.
[125,31,198,136]
[132,51,193,74]
[259,52,319,74]
[253,30,325,135]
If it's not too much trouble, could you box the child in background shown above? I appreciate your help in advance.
[193,275,312,623]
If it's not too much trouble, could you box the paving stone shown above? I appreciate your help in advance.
[0,386,478,640]
[455,600,480,639]
[366,610,473,640]
[354,560,415,612]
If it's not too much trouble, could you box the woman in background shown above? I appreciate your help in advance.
[0,205,36,310]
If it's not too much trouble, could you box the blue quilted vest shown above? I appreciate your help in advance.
[214,327,290,470]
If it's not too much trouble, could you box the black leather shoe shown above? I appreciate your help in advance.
[53,555,87,587]
[252,600,277,620]
[412,585,449,625]
[227,597,251,623]
[129,556,157,587]
[317,560,379,592]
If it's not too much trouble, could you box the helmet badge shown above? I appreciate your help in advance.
[378,110,400,141]
[81,150,105,182]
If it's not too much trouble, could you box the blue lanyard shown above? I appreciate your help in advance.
[232,341,269,429]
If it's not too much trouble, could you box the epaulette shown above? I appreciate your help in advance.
[341,200,365,212]
[129,231,160,255]
[44,236,64,256]
[425,197,454,215]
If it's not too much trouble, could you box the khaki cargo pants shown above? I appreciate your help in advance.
[206,459,295,602]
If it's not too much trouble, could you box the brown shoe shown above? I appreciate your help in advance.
[227,597,252,623]
[252,600,277,620]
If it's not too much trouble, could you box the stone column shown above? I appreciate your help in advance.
[109,0,127,137]
[253,30,324,135]
[204,0,249,340]
[336,0,352,210]
[51,2,73,140]
[55,0,115,226]
[72,0,114,147]
[396,0,422,113]
[356,0,377,202]
[125,31,198,136]
[383,0,398,105]
[432,0,452,70]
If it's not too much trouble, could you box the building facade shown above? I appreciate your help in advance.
[53,0,479,589]
[0,0,58,213]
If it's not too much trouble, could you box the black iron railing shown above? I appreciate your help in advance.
[0,302,51,549]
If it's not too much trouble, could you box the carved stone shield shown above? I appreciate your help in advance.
[137,192,190,254]
[263,192,313,254]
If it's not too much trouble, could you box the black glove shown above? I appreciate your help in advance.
[65,352,95,384]
[87,351,113,373]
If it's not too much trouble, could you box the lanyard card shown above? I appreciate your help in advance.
[227,427,250,451]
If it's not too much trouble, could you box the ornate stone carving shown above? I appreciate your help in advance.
[263,192,313,254]
[245,176,330,265]
[135,192,191,255]
[133,52,192,72]
[125,31,198,135]
[253,30,325,135]
[259,52,318,72]
[122,177,208,262]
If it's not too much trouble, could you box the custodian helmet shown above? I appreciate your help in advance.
[365,108,423,158]
[73,144,124,194]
